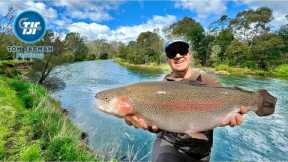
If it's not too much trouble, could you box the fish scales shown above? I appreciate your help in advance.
[95,81,276,137]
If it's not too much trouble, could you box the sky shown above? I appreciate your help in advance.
[0,0,287,43]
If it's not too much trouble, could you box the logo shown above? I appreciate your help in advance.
[13,10,46,44]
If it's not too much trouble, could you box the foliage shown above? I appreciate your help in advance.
[64,32,89,61]
[272,64,288,79]
[250,33,285,69]
[117,31,164,65]
[224,40,250,67]
[168,17,208,65]
[0,6,288,79]
[212,29,234,62]
[229,7,272,41]
[166,7,287,72]
[0,76,98,161]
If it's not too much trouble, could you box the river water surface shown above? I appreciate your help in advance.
[51,60,288,161]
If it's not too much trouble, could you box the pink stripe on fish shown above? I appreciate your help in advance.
[146,100,224,112]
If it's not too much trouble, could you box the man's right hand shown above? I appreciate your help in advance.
[124,115,160,133]
[117,95,160,133]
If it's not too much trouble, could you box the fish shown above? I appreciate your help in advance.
[95,81,276,139]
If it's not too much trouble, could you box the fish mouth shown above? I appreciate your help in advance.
[95,97,122,118]
[95,99,106,112]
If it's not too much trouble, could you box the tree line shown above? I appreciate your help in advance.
[1,7,288,83]
[98,7,288,71]
[169,7,288,70]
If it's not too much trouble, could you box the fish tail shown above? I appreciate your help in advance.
[256,89,277,116]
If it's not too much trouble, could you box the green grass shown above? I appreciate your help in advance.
[0,76,98,161]
[212,64,272,78]
[114,58,170,74]
[271,64,288,79]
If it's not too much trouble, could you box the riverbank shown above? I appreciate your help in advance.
[114,58,288,80]
[0,75,98,161]
[204,64,288,80]
[113,58,170,74]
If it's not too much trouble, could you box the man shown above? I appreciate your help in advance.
[124,41,247,162]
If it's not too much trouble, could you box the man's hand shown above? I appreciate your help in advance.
[124,115,160,133]
[220,106,248,127]
[117,96,160,133]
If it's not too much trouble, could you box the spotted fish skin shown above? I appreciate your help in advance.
[95,81,276,135]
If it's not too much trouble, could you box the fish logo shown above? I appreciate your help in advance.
[13,10,46,44]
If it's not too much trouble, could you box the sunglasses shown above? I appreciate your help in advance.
[165,41,189,59]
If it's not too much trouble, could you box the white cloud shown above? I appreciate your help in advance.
[175,0,227,19]
[25,1,57,19]
[67,22,110,40]
[0,0,122,28]
[0,0,57,20]
[52,0,122,22]
[67,15,177,43]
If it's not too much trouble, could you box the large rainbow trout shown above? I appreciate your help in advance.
[95,81,276,139]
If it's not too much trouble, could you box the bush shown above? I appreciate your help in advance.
[20,144,43,161]
[272,64,288,79]
[215,64,230,71]
[45,137,78,160]
[0,77,98,160]
[8,80,45,109]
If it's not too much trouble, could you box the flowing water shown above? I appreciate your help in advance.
[51,60,288,161]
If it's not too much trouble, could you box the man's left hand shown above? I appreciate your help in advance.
[220,106,248,127]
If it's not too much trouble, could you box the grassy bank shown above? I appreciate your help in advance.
[205,64,288,80]
[0,76,98,161]
[114,58,288,80]
[113,58,170,74]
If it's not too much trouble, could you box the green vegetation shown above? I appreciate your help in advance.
[213,64,269,76]
[168,7,288,69]
[271,64,288,79]
[204,64,288,80]
[112,7,288,80]
[116,31,165,65]
[114,58,170,74]
[0,76,98,161]
[1,7,287,81]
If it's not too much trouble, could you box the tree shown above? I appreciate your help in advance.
[225,40,250,67]
[64,32,88,61]
[168,17,207,65]
[229,7,272,41]
[0,6,19,60]
[197,35,215,66]
[136,31,163,64]
[169,17,205,49]
[251,33,285,69]
[213,29,234,62]
[208,15,231,32]
[0,6,16,36]
[29,30,65,84]
[87,39,112,59]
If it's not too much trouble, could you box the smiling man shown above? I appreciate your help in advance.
[125,41,248,162]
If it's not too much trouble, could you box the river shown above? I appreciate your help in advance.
[51,60,288,161]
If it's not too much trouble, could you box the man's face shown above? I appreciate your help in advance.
[167,52,191,72]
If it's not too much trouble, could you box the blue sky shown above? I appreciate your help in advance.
[0,0,287,42]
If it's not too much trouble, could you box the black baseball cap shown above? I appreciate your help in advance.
[165,41,189,59]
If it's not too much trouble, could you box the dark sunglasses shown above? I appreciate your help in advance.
[165,41,189,59]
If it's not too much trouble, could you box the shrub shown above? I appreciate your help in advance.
[272,64,288,79]
[20,144,43,161]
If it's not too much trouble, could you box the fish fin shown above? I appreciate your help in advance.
[185,131,209,141]
[256,89,276,116]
